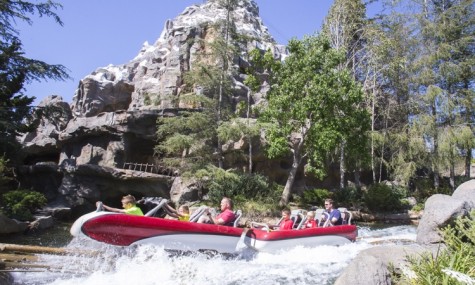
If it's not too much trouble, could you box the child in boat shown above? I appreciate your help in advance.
[177,205,190,221]
[96,194,144,216]
[272,208,293,230]
[303,211,317,228]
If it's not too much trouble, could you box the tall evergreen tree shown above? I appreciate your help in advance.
[413,0,475,189]
[155,0,241,173]
[322,0,368,189]
[0,1,69,162]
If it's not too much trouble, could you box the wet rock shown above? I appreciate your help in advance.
[0,214,29,234]
[29,216,54,231]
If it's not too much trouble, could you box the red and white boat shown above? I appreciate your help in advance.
[70,200,357,253]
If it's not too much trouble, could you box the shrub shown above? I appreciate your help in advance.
[363,183,406,212]
[1,190,47,221]
[332,187,362,208]
[300,188,331,207]
[200,166,280,208]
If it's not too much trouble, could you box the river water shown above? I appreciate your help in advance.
[8,224,416,285]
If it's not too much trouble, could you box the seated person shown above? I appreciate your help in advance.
[197,197,236,226]
[303,211,317,228]
[321,199,342,226]
[268,208,294,230]
[177,205,190,221]
[97,194,144,216]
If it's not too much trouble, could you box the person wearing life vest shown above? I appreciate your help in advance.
[96,194,144,216]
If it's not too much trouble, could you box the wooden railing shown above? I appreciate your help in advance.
[121,162,178,177]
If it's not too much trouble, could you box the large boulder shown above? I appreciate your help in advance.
[334,245,438,285]
[0,214,29,234]
[416,179,475,244]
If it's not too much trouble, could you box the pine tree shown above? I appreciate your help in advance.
[0,1,69,162]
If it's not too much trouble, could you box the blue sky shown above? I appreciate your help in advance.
[18,1,337,105]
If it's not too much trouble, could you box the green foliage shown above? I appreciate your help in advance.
[398,211,475,285]
[195,166,280,207]
[411,203,424,212]
[363,183,406,212]
[258,34,370,205]
[1,190,47,221]
[0,155,12,194]
[300,188,332,207]
[0,1,69,162]
[332,187,362,208]
[155,94,219,172]
[412,177,456,203]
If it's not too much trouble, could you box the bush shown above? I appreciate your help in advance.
[364,183,406,212]
[300,188,331,207]
[201,167,280,208]
[332,187,362,208]
[1,190,47,221]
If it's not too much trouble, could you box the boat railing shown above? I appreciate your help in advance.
[291,210,306,229]
[338,207,352,225]
[251,222,271,232]
[143,198,170,217]
[232,210,242,227]
[313,209,330,227]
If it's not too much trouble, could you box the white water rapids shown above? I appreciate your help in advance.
[11,225,416,285]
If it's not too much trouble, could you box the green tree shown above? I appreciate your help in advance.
[322,0,368,189]
[412,0,475,189]
[260,35,369,206]
[0,1,69,162]
[155,94,217,173]
[156,0,240,173]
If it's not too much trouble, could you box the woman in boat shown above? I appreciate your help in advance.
[197,197,236,225]
[321,199,342,226]
[96,194,144,216]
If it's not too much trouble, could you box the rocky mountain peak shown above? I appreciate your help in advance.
[71,0,285,118]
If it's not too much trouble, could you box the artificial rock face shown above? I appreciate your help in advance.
[20,0,288,213]
[71,0,285,117]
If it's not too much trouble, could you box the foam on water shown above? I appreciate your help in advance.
[11,225,416,285]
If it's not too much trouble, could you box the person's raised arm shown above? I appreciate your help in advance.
[96,201,125,213]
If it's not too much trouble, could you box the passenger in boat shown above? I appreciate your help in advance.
[267,208,294,230]
[96,194,144,216]
[197,197,236,225]
[178,205,190,221]
[303,211,317,228]
[321,199,342,226]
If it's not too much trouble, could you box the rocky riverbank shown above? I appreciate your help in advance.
[334,179,475,285]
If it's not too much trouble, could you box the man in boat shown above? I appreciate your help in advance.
[322,199,342,226]
[96,194,144,216]
[197,197,236,225]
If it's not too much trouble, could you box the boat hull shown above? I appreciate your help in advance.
[71,212,357,253]
[244,226,357,252]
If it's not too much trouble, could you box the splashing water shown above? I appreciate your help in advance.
[11,225,416,285]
